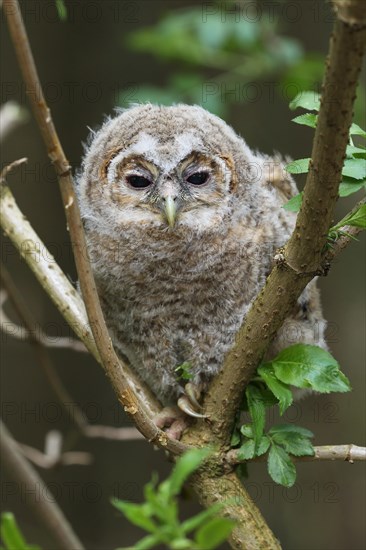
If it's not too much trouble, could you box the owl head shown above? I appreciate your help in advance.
[78,104,263,234]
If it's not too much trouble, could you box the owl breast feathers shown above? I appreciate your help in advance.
[77,104,326,404]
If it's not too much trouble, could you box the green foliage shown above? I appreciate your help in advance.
[175,362,194,381]
[55,0,67,21]
[284,91,366,208]
[261,344,351,394]
[0,513,41,550]
[113,448,235,549]
[121,3,323,117]
[233,344,351,487]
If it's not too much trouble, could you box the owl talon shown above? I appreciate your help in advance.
[184,382,203,410]
[177,396,207,418]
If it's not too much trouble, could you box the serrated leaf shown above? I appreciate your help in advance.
[346,145,366,158]
[195,517,235,549]
[270,344,351,393]
[292,113,317,128]
[258,364,293,414]
[237,439,256,460]
[112,500,156,532]
[167,448,211,497]
[339,179,366,197]
[342,158,366,180]
[267,445,296,487]
[272,432,315,457]
[245,385,266,446]
[283,192,303,212]
[350,123,366,138]
[289,91,320,111]
[256,435,271,457]
[269,424,314,438]
[285,158,310,174]
[344,204,366,228]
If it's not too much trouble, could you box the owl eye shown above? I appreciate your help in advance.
[186,172,209,185]
[126,174,153,189]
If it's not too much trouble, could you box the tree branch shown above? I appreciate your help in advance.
[184,0,366,447]
[3,0,186,456]
[226,444,366,465]
[0,420,85,550]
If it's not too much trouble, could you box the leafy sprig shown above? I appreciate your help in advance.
[234,344,351,487]
[283,91,366,204]
[0,513,41,550]
[112,448,235,550]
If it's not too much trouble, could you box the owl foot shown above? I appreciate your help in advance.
[177,382,207,419]
[154,406,190,440]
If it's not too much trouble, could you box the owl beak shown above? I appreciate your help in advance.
[163,196,177,227]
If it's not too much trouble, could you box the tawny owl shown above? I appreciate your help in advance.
[77,104,326,417]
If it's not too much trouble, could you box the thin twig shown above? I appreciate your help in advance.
[0,420,85,549]
[226,444,366,464]
[3,0,186,457]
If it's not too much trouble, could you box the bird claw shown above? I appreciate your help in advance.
[177,382,208,419]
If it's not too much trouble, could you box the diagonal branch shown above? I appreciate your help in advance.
[3,0,186,456]
[184,0,366,446]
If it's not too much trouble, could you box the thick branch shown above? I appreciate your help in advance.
[0,420,84,550]
[184,0,366,447]
[3,0,186,456]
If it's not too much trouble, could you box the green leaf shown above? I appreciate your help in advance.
[167,448,211,497]
[339,179,366,197]
[269,425,314,457]
[350,123,366,138]
[132,533,164,550]
[230,429,241,447]
[237,439,255,460]
[292,113,317,128]
[112,500,156,533]
[268,444,296,487]
[175,362,194,381]
[268,424,314,438]
[282,192,303,212]
[55,0,67,21]
[289,91,320,111]
[270,344,351,393]
[346,145,366,158]
[181,502,224,535]
[0,513,39,550]
[258,364,293,414]
[342,158,366,180]
[273,433,314,457]
[343,204,366,228]
[240,424,253,438]
[245,385,266,446]
[195,517,235,549]
[285,158,310,174]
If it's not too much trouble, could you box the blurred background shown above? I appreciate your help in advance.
[1,0,365,548]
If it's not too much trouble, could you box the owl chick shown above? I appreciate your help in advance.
[77,104,326,419]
